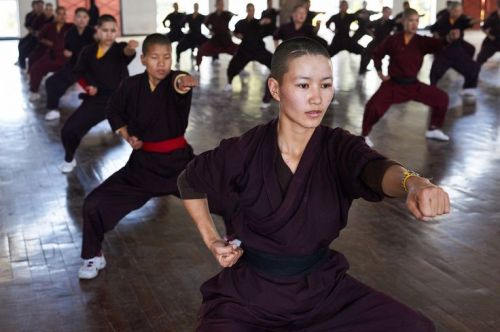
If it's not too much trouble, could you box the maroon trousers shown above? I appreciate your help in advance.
[29,54,66,92]
[197,274,435,332]
[196,40,238,66]
[362,80,449,136]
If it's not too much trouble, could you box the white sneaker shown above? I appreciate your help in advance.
[425,129,450,141]
[45,110,60,121]
[29,92,40,102]
[78,254,106,279]
[223,83,232,92]
[59,159,77,173]
[461,88,477,97]
[364,136,374,147]
[260,102,271,109]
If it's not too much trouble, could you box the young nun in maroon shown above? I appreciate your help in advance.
[28,6,72,102]
[59,15,138,173]
[44,7,95,121]
[177,37,450,331]
[362,9,456,147]
[196,0,237,67]
[78,33,198,279]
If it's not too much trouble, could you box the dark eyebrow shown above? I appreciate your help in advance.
[296,76,333,80]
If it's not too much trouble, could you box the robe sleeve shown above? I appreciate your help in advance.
[273,25,283,40]
[106,79,129,132]
[372,35,390,71]
[482,14,493,31]
[117,42,136,65]
[329,129,387,201]
[325,16,334,30]
[421,35,444,54]
[170,71,193,116]
[38,24,50,41]
[184,137,247,215]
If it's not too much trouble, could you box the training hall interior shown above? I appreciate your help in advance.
[0,0,499,331]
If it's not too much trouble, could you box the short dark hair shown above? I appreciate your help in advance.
[75,7,89,16]
[142,33,171,54]
[271,37,330,83]
[292,4,306,12]
[97,14,117,27]
[403,8,419,19]
[55,6,65,13]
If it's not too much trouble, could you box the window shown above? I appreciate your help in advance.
[0,0,20,38]
[156,1,209,33]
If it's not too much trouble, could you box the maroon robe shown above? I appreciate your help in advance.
[362,33,449,136]
[184,119,435,331]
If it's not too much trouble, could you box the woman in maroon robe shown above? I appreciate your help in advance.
[178,37,450,331]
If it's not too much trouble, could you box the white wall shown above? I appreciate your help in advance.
[121,0,157,35]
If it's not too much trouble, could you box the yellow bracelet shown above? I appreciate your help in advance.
[402,170,419,192]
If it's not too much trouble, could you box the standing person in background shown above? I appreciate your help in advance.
[163,3,186,45]
[196,0,237,68]
[88,0,99,28]
[59,15,138,173]
[476,0,500,70]
[17,1,44,71]
[223,3,272,95]
[303,0,324,34]
[176,3,207,67]
[325,1,365,59]
[436,1,454,21]
[429,3,480,98]
[352,0,379,42]
[394,1,410,32]
[261,0,280,37]
[362,9,456,147]
[273,5,322,47]
[28,6,73,102]
[44,8,95,121]
[359,6,395,75]
[28,2,55,70]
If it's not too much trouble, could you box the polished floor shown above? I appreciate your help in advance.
[0,32,499,331]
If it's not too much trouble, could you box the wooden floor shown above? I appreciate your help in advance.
[0,32,499,331]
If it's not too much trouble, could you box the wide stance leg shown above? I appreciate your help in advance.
[60,97,108,162]
[81,168,154,259]
[362,81,403,136]
[45,66,76,110]
[412,82,449,129]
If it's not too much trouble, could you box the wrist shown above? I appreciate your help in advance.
[405,175,431,193]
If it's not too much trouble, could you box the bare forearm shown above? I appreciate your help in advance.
[183,198,223,248]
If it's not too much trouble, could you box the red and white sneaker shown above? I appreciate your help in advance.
[78,254,106,279]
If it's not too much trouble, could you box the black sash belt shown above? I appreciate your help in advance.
[241,245,329,277]
[391,76,418,85]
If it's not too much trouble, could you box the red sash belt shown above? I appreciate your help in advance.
[142,136,188,153]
